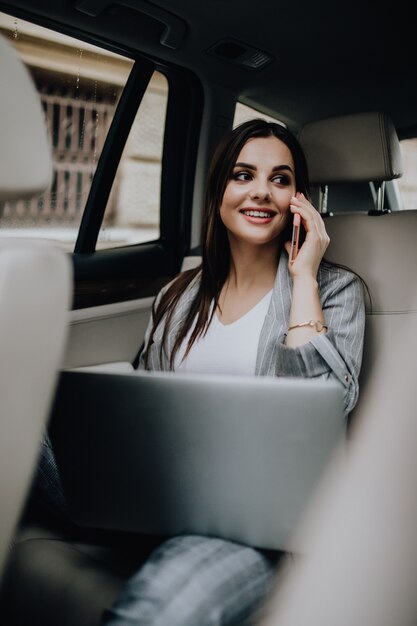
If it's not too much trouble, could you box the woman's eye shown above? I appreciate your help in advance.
[272,174,290,185]
[232,171,251,181]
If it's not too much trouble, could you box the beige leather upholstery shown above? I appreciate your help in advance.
[299,111,409,430]
[325,211,416,430]
[0,33,72,580]
[299,112,403,186]
[0,241,72,578]
[64,298,154,369]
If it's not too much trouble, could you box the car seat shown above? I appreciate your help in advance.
[0,33,72,581]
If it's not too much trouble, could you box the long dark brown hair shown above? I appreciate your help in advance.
[143,119,314,369]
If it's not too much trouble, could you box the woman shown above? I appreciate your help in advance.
[101,118,365,625]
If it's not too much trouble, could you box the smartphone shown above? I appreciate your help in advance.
[289,213,300,263]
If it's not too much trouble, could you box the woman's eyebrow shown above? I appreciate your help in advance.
[272,164,294,174]
[234,162,256,170]
[234,162,294,174]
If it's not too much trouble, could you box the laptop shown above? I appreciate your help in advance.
[49,369,345,551]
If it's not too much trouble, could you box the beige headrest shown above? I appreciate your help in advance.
[299,112,403,186]
[0,34,52,201]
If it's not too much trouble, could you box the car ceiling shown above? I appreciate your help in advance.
[2,0,417,135]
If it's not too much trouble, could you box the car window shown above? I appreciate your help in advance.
[97,71,168,250]
[234,102,285,127]
[398,139,417,210]
[0,12,167,251]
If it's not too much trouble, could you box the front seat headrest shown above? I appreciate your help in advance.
[0,33,52,201]
[299,111,403,186]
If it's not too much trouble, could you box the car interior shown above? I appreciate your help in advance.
[0,0,416,624]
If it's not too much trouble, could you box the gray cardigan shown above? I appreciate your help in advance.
[139,250,365,414]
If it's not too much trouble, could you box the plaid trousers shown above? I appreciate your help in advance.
[31,434,68,517]
[102,535,282,626]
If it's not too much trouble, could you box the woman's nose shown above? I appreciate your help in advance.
[250,180,271,201]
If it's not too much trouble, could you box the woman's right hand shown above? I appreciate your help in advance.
[284,192,330,280]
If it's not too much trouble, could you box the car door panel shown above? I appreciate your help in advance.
[64,296,154,369]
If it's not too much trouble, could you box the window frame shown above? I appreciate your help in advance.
[72,61,204,308]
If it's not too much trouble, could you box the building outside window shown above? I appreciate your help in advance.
[0,12,167,250]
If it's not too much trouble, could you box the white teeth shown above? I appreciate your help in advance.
[242,210,272,218]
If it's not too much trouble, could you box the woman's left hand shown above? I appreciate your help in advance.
[284,192,330,280]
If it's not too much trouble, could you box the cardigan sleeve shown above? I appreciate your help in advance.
[137,285,168,371]
[137,301,157,371]
[275,269,365,414]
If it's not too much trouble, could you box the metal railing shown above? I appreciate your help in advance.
[1,90,114,225]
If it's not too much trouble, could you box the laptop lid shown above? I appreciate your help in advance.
[50,369,345,551]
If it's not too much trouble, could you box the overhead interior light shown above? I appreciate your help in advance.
[206,38,274,70]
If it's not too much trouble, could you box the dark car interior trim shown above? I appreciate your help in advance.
[74,58,155,253]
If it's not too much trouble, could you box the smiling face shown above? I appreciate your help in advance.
[219,135,296,251]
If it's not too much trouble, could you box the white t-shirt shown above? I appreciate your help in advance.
[174,290,272,376]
